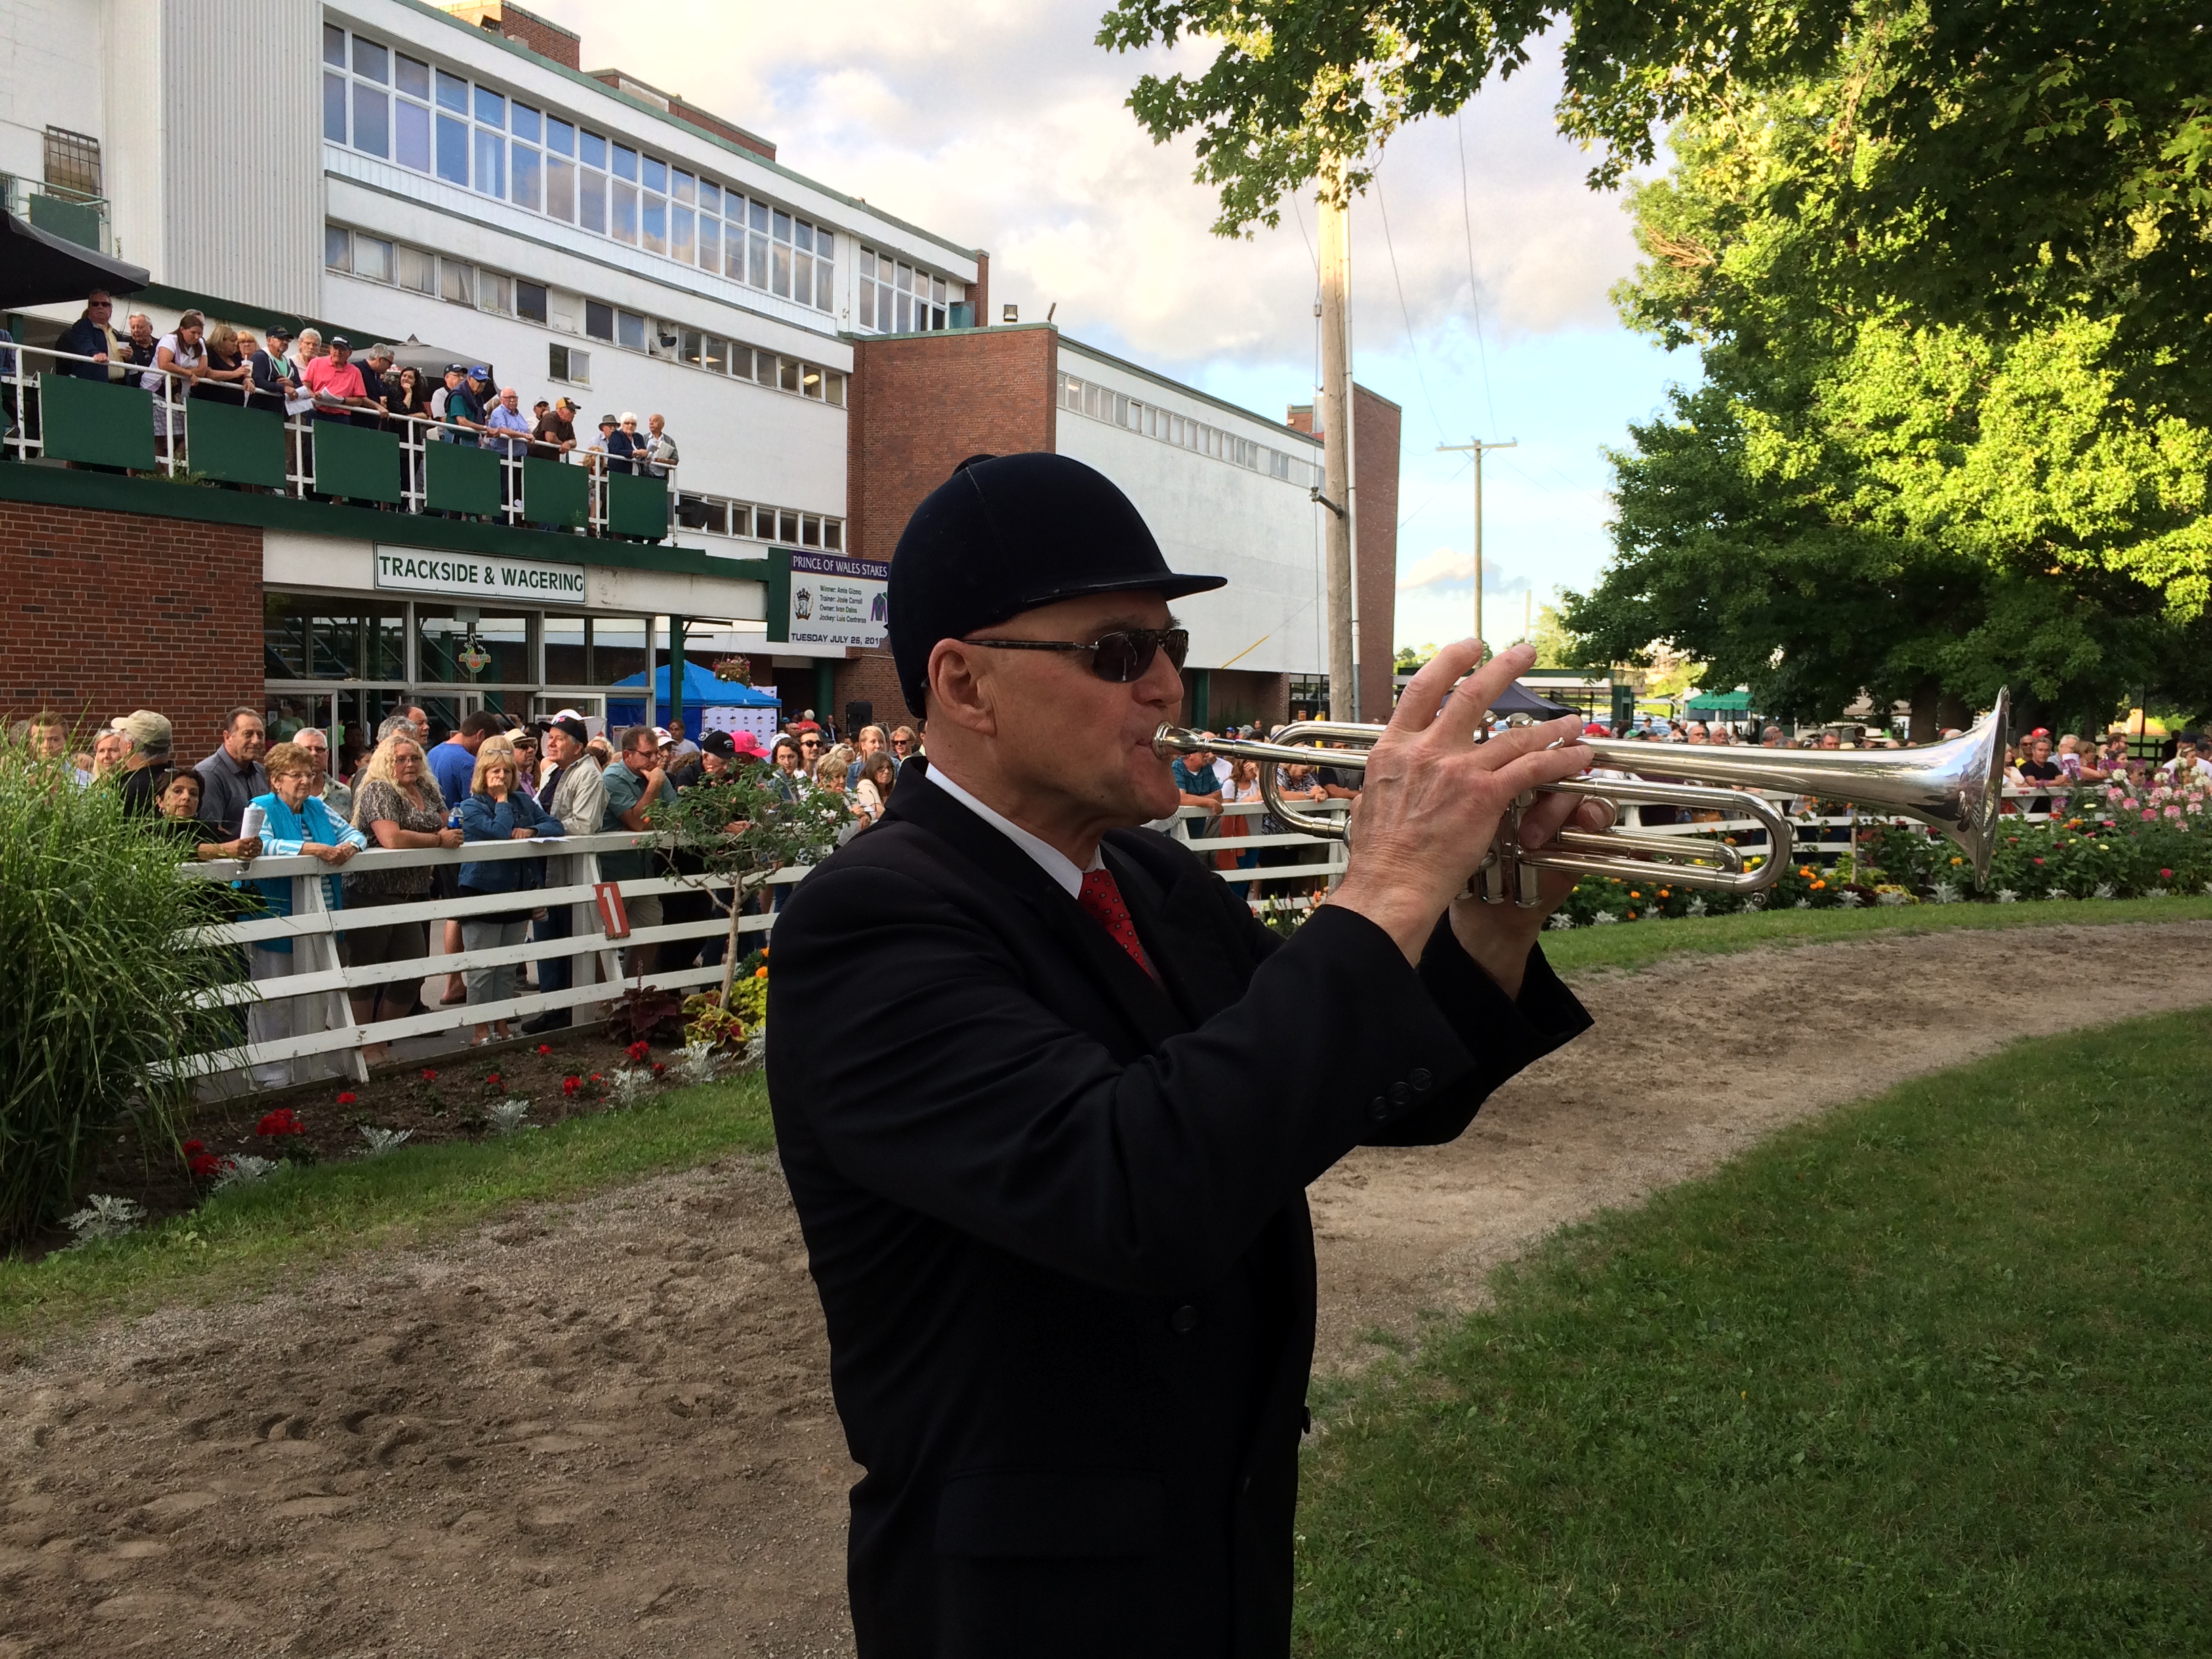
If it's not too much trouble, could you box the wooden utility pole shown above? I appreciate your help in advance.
[1435,436,1516,646]
[1317,156,1356,721]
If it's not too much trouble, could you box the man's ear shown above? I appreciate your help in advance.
[926,640,998,738]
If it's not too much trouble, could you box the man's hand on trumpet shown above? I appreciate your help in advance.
[1326,638,1607,995]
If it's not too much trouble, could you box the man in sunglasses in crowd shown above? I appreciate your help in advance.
[768,452,1605,1656]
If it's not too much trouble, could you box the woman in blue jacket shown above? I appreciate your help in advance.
[457,744,565,1042]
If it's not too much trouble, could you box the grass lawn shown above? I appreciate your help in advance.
[1293,1010,2212,1655]
[1540,893,2212,976]
[0,1071,773,1351]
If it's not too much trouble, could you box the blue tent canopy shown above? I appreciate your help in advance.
[607,662,779,729]
[609,662,779,707]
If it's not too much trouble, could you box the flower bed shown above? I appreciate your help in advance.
[1549,781,2210,928]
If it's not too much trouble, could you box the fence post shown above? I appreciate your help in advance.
[294,868,370,1084]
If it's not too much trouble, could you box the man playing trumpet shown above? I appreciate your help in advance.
[769,452,1605,1656]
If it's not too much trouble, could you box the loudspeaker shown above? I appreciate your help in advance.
[845,700,873,737]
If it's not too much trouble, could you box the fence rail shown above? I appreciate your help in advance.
[167,780,2076,1091]
[0,343,676,540]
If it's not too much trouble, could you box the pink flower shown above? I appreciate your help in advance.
[2165,805,2182,819]
[2160,867,2175,880]
[2144,809,2158,821]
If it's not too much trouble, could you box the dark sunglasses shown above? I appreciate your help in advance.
[962,627,1189,683]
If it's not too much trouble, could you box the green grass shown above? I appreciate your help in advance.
[1541,894,2212,977]
[0,1071,773,1351]
[1293,1011,2212,1656]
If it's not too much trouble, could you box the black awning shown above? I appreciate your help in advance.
[1,210,151,310]
[1490,680,1578,719]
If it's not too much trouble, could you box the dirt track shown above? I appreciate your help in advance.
[5,922,2210,1658]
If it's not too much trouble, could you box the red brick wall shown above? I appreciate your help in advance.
[1353,384,1401,720]
[451,3,582,69]
[1,500,262,762]
[838,326,1058,728]
[1207,668,1289,732]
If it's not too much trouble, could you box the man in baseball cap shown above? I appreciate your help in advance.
[769,450,1601,1650]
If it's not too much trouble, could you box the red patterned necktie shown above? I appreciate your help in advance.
[1078,868,1159,980]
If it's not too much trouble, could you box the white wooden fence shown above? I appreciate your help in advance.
[175,787,2067,1090]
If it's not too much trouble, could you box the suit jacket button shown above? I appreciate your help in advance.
[1389,1081,1412,1105]
[1367,1096,1389,1122]
[1170,1304,1200,1334]
[1409,1067,1433,1091]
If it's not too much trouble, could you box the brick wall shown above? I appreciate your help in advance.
[447,2,582,69]
[1353,384,1401,720]
[838,326,1059,728]
[1206,668,1289,733]
[1,500,262,762]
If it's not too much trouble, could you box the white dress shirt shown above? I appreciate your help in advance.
[924,762,1102,899]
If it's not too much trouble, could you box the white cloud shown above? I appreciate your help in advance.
[514,0,1638,371]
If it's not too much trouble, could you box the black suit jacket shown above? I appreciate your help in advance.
[767,762,1589,1657]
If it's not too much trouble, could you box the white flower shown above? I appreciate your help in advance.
[1545,914,1575,930]
[62,1193,144,1246]
[674,1041,724,1086]
[607,1067,657,1107]
[1590,911,1620,926]
[1996,889,2020,903]
[1687,896,1708,917]
[1931,882,1961,905]
[359,1126,412,1157]
[1837,890,1864,909]
[1793,898,1811,909]
[2095,883,2117,900]
[211,1154,281,1191]
[489,1098,533,1135]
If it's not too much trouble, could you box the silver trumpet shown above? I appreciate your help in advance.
[1152,688,2009,906]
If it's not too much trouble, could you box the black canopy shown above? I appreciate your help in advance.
[1490,680,1578,719]
[1,210,150,310]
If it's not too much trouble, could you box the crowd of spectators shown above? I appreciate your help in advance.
[32,287,680,480]
[15,694,2203,1086]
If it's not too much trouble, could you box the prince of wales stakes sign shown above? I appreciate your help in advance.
[375,547,588,605]
[766,548,889,648]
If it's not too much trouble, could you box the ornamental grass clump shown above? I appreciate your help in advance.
[0,737,249,1244]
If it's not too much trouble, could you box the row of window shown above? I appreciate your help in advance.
[324,222,848,407]
[675,496,844,552]
[857,247,958,334]
[322,23,961,329]
[1056,373,1319,486]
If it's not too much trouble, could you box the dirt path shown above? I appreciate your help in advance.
[4,922,2209,1658]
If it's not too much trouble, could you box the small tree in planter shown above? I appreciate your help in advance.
[647,758,848,1005]
[1,735,249,1242]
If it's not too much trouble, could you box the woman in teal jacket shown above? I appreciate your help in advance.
[243,742,368,1089]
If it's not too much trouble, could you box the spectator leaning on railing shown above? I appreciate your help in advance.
[457,743,566,1044]
[242,741,367,1090]
[304,336,376,425]
[249,323,298,413]
[54,289,128,382]
[144,310,206,461]
[519,714,608,1036]
[640,412,678,478]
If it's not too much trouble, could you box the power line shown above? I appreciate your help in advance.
[1373,163,1449,445]
[1454,110,1500,438]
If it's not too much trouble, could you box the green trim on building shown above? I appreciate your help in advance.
[763,547,792,643]
[607,471,669,539]
[425,439,501,516]
[0,460,735,577]
[310,422,403,504]
[37,374,156,471]
[523,456,588,529]
[186,400,287,489]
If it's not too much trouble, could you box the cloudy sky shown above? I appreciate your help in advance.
[523,0,1694,651]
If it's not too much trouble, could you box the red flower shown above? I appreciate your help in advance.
[2033,857,2044,865]
[651,1063,666,1075]
[255,1108,304,1137]
[589,1072,603,1082]
[188,1152,222,1178]
[421,1069,438,1083]
[487,1073,502,1088]
[536,1044,552,1056]
[2160,867,2175,879]
[562,1076,581,1097]
[626,1040,651,1062]
[182,1139,205,1156]
[335,1090,357,1107]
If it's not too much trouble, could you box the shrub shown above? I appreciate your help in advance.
[1,743,246,1241]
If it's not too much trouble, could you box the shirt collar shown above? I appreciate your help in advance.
[923,763,1101,900]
